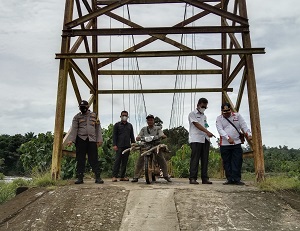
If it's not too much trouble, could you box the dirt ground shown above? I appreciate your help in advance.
[0,178,299,231]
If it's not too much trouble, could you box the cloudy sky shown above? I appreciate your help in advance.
[0,0,299,149]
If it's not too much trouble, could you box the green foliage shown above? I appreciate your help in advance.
[126,151,140,177]
[257,175,300,192]
[0,178,30,204]
[171,144,221,178]
[207,148,221,178]
[0,133,34,174]
[98,124,115,176]
[171,144,191,178]
[19,132,53,174]
[163,126,189,160]
[0,172,4,180]
[31,171,57,187]
[61,156,76,179]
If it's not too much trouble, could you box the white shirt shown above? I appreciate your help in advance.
[216,112,252,146]
[188,109,210,143]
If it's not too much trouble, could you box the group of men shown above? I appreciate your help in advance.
[67,98,252,186]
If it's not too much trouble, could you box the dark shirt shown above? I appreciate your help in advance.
[113,121,135,148]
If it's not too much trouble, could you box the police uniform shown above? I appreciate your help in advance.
[216,112,251,183]
[69,110,103,179]
[112,121,135,179]
[133,126,168,179]
[188,109,210,182]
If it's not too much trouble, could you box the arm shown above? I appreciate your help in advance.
[130,124,135,143]
[216,116,234,144]
[157,128,167,139]
[238,114,252,139]
[189,113,214,137]
[136,128,144,141]
[96,121,103,147]
[67,115,78,146]
[112,123,118,150]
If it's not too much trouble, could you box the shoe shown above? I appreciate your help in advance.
[189,179,199,184]
[75,178,84,184]
[120,177,129,181]
[75,175,84,184]
[234,181,245,185]
[95,178,104,184]
[202,179,212,184]
[131,178,138,182]
[164,176,172,182]
[223,180,234,185]
[112,177,117,182]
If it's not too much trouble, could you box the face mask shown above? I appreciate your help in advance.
[197,107,206,113]
[80,107,88,113]
[121,116,128,121]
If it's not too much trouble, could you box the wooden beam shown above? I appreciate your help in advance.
[51,0,74,181]
[63,26,249,36]
[97,0,221,4]
[97,3,222,68]
[66,0,134,29]
[98,88,233,94]
[243,151,254,158]
[98,69,222,75]
[182,0,248,25]
[224,57,245,88]
[240,0,265,182]
[69,60,95,93]
[56,48,265,59]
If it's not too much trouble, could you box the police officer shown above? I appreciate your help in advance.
[112,110,135,182]
[67,100,104,184]
[216,103,252,185]
[188,98,214,184]
[131,114,171,183]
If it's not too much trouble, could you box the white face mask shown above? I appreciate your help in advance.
[197,107,206,113]
[121,116,128,121]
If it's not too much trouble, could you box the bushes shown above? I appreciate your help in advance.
[170,144,221,178]
[0,178,30,204]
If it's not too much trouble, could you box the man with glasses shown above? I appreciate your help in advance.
[188,98,215,184]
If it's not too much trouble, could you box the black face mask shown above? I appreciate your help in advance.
[80,106,88,113]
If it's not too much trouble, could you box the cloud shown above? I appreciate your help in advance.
[0,0,299,149]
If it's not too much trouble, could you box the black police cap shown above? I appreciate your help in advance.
[146,114,154,120]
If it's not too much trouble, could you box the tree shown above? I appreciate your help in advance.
[163,126,189,159]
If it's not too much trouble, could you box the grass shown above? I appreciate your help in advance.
[0,172,4,180]
[0,171,68,205]
[257,175,300,192]
[0,178,30,204]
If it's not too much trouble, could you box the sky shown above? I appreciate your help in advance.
[0,0,299,149]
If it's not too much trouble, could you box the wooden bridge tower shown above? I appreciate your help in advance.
[51,0,265,181]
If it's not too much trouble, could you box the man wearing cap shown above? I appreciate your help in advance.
[216,103,252,185]
[67,100,104,184]
[131,114,172,183]
[111,110,135,182]
[188,98,215,184]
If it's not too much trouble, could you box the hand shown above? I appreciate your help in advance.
[228,137,235,144]
[136,136,141,141]
[161,134,167,139]
[67,141,73,147]
[113,145,118,151]
[97,141,103,147]
[248,135,252,141]
[206,131,214,138]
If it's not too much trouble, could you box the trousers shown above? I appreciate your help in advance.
[189,139,210,180]
[220,144,243,182]
[112,147,130,178]
[75,137,100,176]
